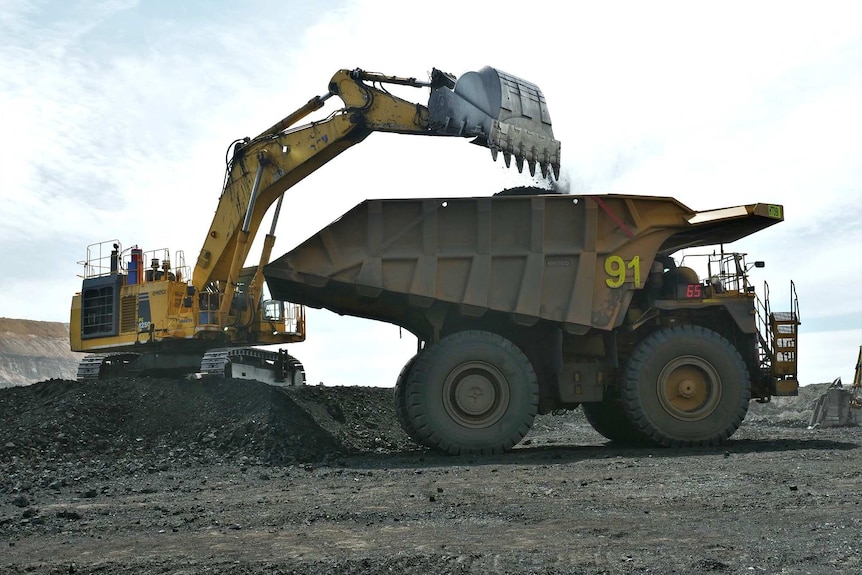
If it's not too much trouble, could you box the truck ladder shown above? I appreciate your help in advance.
[769,280,800,395]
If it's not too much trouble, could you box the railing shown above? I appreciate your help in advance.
[709,252,753,294]
[790,279,800,325]
[78,240,190,285]
[754,281,773,371]
[78,240,122,279]
[771,280,800,371]
[677,250,758,296]
[754,280,801,376]
[262,299,305,336]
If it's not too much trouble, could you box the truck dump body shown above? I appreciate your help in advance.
[264,193,783,340]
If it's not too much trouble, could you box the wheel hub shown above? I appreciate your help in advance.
[442,361,510,429]
[657,356,722,421]
[677,379,697,398]
[456,375,495,415]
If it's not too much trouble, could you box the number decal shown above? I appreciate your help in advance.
[685,284,703,298]
[604,255,641,288]
[628,257,641,288]
[604,256,624,288]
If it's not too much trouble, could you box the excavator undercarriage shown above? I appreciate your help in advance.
[200,348,305,386]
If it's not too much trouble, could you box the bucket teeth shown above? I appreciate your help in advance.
[489,120,561,181]
[427,66,562,180]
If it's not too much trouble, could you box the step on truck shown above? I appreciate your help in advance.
[263,192,801,453]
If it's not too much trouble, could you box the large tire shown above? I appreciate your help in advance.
[393,353,431,448]
[405,331,539,455]
[621,326,750,447]
[582,389,648,444]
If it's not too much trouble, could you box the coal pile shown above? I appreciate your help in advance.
[0,377,415,493]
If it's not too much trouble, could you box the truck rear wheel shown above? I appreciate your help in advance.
[393,353,432,448]
[621,326,750,447]
[405,331,539,455]
[582,390,648,444]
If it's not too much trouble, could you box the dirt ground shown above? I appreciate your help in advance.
[1,377,860,575]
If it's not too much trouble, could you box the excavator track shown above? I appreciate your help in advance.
[76,353,140,381]
[77,348,306,386]
[200,347,306,386]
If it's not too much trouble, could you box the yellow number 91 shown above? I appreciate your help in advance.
[604,255,641,288]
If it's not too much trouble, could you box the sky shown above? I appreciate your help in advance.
[0,0,860,386]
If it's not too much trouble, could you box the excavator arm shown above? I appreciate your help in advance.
[191,66,561,327]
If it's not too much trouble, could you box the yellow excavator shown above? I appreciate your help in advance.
[70,66,561,382]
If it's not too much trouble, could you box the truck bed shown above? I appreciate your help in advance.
[264,194,782,339]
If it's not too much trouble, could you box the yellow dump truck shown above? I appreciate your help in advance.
[264,191,800,453]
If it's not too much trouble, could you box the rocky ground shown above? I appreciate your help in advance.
[1,377,860,575]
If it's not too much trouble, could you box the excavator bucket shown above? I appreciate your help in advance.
[428,66,561,180]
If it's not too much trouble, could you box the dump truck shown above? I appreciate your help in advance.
[264,191,801,453]
[70,65,560,382]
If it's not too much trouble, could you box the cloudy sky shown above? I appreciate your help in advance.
[1,0,860,386]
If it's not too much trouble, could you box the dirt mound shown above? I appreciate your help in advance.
[0,377,412,466]
[0,318,84,387]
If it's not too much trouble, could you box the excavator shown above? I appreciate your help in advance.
[70,66,561,382]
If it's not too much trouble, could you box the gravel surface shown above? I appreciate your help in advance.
[1,377,860,574]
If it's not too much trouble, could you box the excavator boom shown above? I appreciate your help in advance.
[192,66,560,323]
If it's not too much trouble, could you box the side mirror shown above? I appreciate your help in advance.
[754,261,765,268]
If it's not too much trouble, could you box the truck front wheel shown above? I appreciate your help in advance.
[405,331,539,455]
[621,326,750,447]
